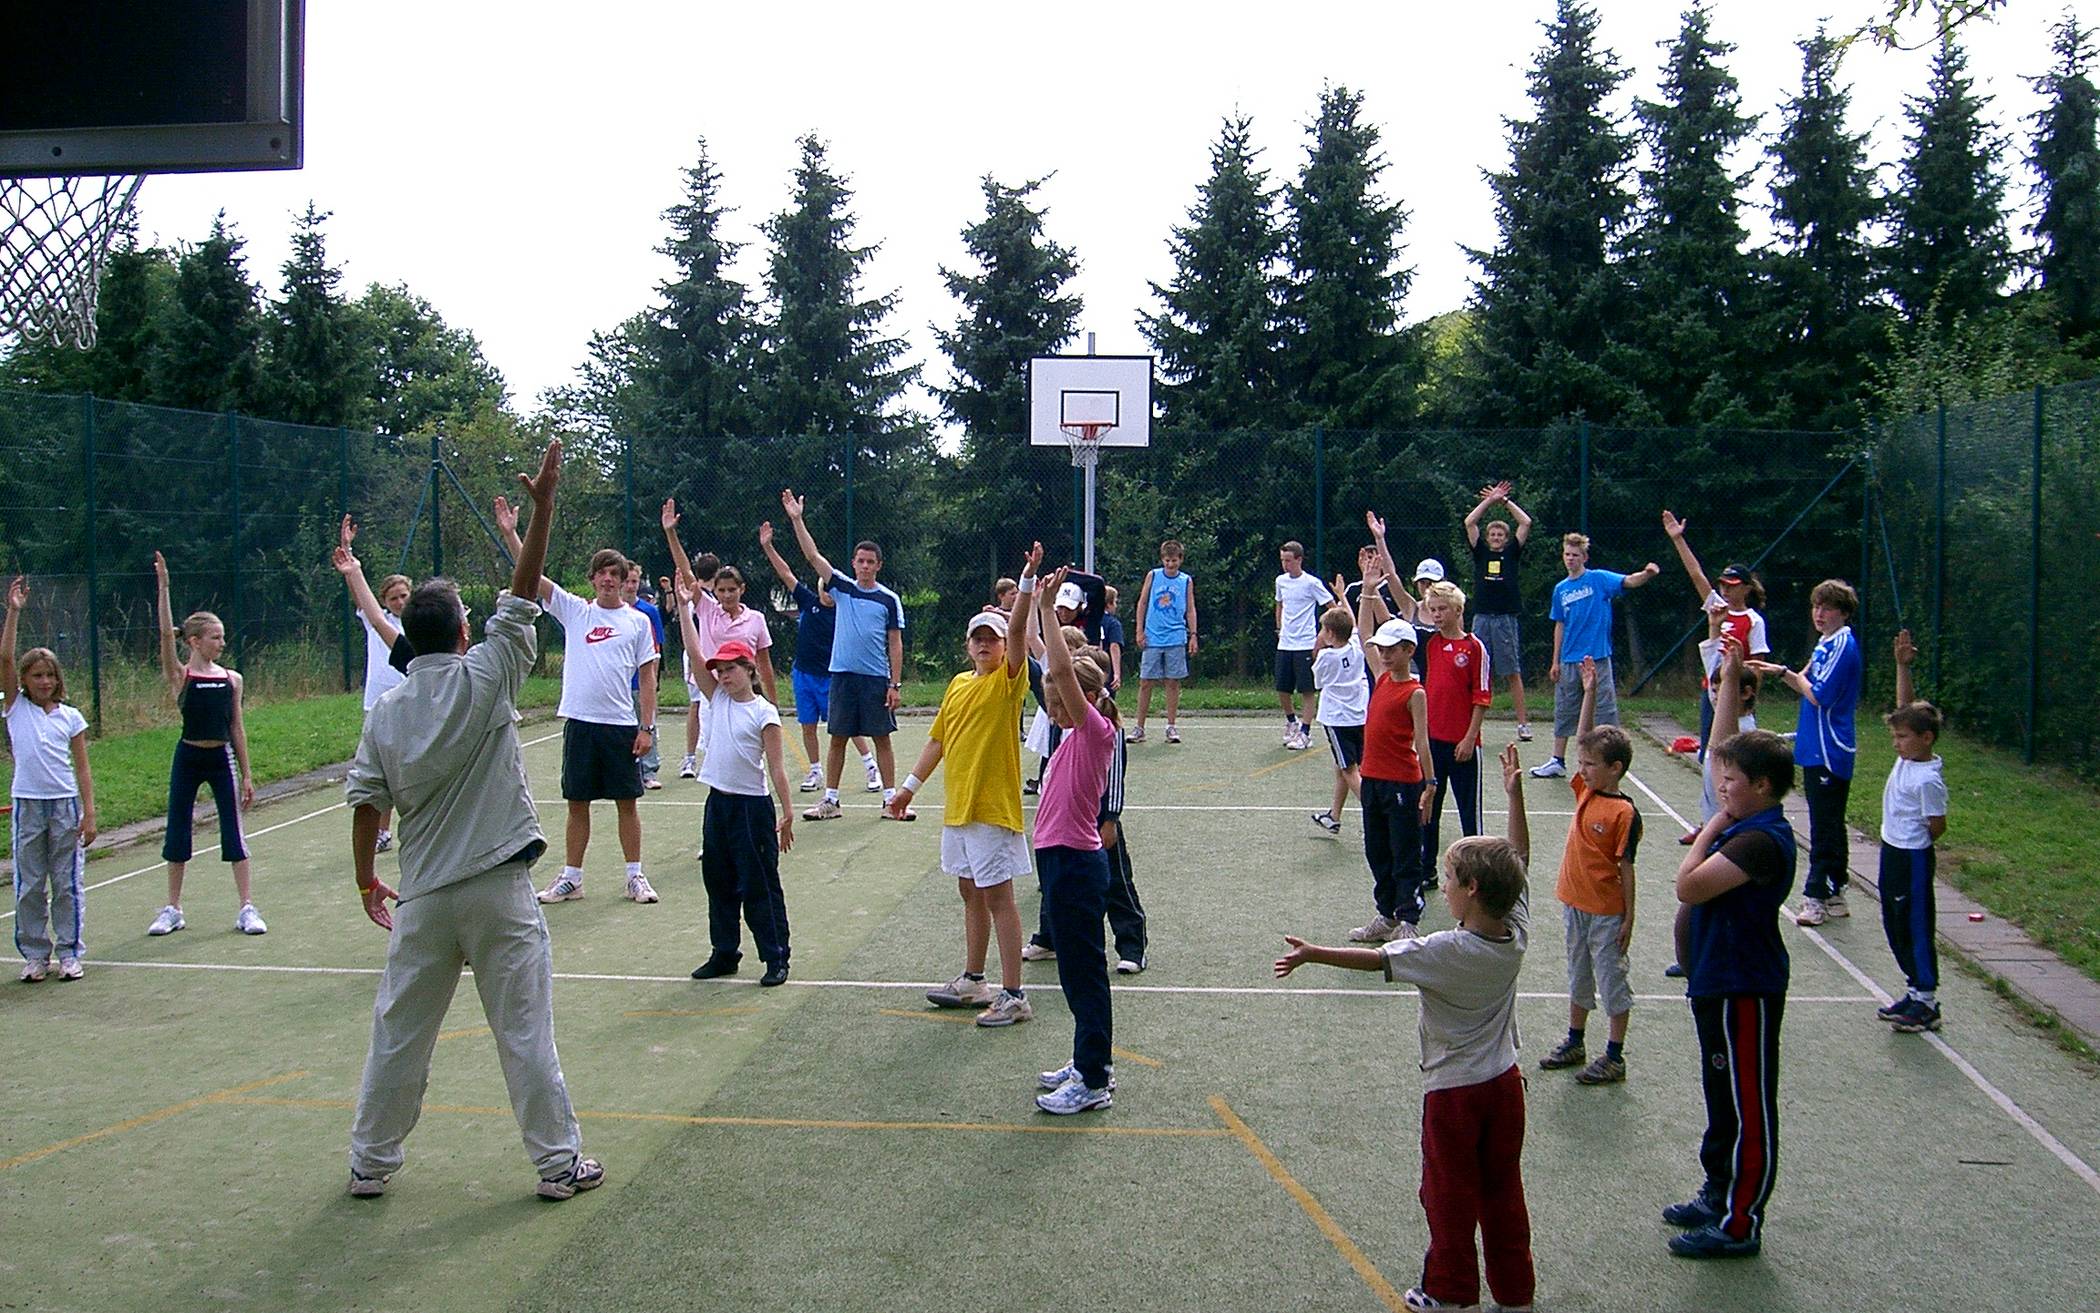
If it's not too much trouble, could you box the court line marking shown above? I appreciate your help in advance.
[1624,768,2100,1199]
[0,1071,309,1173]
[875,1008,1164,1067]
[561,798,1575,816]
[215,1094,1230,1139]
[1210,1094,1405,1313]
[1248,751,1319,780]
[623,1007,764,1018]
[80,959,1872,1004]
[2,730,564,924]
[436,1025,490,1043]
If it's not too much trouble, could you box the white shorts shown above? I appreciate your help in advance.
[941,822,1032,889]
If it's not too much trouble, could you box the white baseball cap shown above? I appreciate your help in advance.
[1055,581,1087,612]
[966,611,1009,638]
[1413,558,1446,583]
[1367,618,1417,648]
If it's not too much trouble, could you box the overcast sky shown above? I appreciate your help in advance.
[129,1,2070,422]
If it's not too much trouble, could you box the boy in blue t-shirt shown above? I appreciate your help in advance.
[1669,637,1795,1260]
[1531,533,1659,779]
[1749,579,1861,925]
[1129,539,1197,745]
[757,519,875,793]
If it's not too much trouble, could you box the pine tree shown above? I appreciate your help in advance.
[260,203,371,427]
[756,134,917,440]
[150,212,264,413]
[1466,0,1637,425]
[1275,85,1418,430]
[1142,114,1285,433]
[1886,34,2012,325]
[2029,13,2100,337]
[1615,4,1757,426]
[1765,29,1886,430]
[645,139,760,444]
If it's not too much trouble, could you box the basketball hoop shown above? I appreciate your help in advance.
[1,174,144,351]
[1061,422,1113,469]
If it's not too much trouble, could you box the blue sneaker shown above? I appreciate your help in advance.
[1667,1223,1760,1259]
[1660,1190,1723,1228]
[1035,1076,1113,1115]
[1037,1062,1115,1091]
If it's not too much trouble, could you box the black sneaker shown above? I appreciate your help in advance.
[1876,995,1914,1023]
[1311,810,1342,835]
[1664,962,1686,979]
[690,955,741,980]
[1891,999,1943,1033]
[1668,1223,1760,1259]
[759,962,790,987]
[1661,1191,1723,1229]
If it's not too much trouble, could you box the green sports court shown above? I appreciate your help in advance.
[4,715,2095,1313]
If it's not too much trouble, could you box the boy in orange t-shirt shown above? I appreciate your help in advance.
[1540,657,1642,1085]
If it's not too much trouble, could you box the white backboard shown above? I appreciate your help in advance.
[1028,355,1153,447]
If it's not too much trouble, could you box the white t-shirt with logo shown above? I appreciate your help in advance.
[5,696,89,798]
[1274,572,1335,651]
[1313,638,1369,727]
[698,687,782,797]
[1880,754,1947,851]
[360,614,405,710]
[544,582,659,726]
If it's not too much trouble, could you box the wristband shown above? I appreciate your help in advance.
[902,773,923,794]
[1018,575,1037,594]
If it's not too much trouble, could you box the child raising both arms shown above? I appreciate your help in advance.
[147,550,263,937]
[4,576,97,981]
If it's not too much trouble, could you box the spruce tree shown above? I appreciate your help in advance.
[261,203,371,427]
[1765,29,1886,430]
[645,139,759,444]
[2029,13,2100,337]
[1275,85,1417,430]
[1141,114,1285,433]
[1466,0,1637,425]
[1615,4,1756,426]
[150,212,264,413]
[1886,34,2012,325]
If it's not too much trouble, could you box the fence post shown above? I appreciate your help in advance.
[843,434,856,549]
[2028,385,2043,764]
[1577,420,1590,538]
[1933,403,1946,695]
[1313,426,1325,572]
[81,395,101,732]
[623,431,635,560]
[1072,461,1083,561]
[429,431,443,578]
[1857,454,1872,655]
[340,426,352,692]
[226,412,241,657]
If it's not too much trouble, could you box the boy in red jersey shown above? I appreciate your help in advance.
[1417,579,1492,876]
[1347,545,1436,943]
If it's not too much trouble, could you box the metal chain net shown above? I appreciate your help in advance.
[1,174,143,351]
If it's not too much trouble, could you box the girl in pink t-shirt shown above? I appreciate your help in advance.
[1031,566,1122,1115]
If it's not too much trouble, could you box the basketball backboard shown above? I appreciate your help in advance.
[0,0,305,176]
[1028,355,1154,448]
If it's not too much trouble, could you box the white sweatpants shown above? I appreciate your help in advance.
[347,859,583,1181]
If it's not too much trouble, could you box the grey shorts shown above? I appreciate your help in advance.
[1139,644,1189,681]
[1552,658,1619,739]
[1475,612,1521,679]
[1563,905,1633,1016]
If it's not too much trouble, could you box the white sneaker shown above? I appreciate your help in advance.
[1794,897,1828,926]
[976,989,1033,1027]
[537,875,584,903]
[1039,1061,1115,1091]
[1021,942,1056,961]
[1115,957,1145,975]
[1311,810,1342,836]
[643,776,663,791]
[1529,757,1566,778]
[803,798,843,821]
[1824,894,1851,918]
[147,905,185,936]
[1124,725,1146,744]
[1035,1074,1113,1114]
[1388,921,1420,941]
[799,765,823,792]
[864,760,883,792]
[680,755,699,780]
[1516,723,1534,742]
[236,903,268,935]
[1164,724,1181,744]
[19,960,46,982]
[57,956,83,981]
[1349,913,1396,943]
[926,973,997,1008]
[1282,726,1299,749]
[374,828,393,853]
[626,873,660,904]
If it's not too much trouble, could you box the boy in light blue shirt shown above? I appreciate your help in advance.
[1532,533,1658,779]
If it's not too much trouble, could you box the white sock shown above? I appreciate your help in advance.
[884,787,897,803]
[626,861,643,879]
[863,752,877,768]
[562,865,584,882]
[825,788,840,803]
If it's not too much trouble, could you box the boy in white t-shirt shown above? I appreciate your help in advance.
[494,501,661,907]
[1310,601,1368,837]
[1274,541,1335,751]
[1878,629,1950,1034]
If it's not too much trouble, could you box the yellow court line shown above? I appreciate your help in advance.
[437,1026,491,1043]
[215,1095,1230,1139]
[623,1007,765,1018]
[877,1008,1165,1069]
[1248,750,1319,780]
[0,1071,311,1174]
[1208,1095,1407,1313]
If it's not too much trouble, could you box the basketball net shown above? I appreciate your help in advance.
[1062,422,1111,469]
[1,174,144,351]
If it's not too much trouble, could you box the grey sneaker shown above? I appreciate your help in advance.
[537,875,584,903]
[927,973,997,1008]
[1823,894,1851,918]
[236,903,268,935]
[1539,1035,1587,1070]
[57,956,83,981]
[1794,897,1827,926]
[976,989,1033,1027]
[1387,921,1420,942]
[1516,723,1534,742]
[19,960,46,983]
[536,1157,605,1200]
[1124,725,1146,744]
[348,1171,390,1198]
[803,798,843,821]
[147,905,186,936]
[1348,913,1395,943]
[1164,724,1182,744]
[1039,1061,1115,1091]
[1576,1053,1627,1085]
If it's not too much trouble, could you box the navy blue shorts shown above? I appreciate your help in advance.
[560,719,644,801]
[826,670,895,739]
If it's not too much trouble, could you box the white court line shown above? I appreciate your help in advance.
[546,799,1574,816]
[4,730,564,924]
[80,957,1871,1004]
[1624,767,2100,1199]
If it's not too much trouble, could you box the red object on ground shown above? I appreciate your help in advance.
[1968,912,1986,922]
[1670,736,1701,755]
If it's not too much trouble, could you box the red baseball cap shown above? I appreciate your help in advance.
[706,640,757,668]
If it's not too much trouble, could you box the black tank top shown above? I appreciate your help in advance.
[180,671,235,742]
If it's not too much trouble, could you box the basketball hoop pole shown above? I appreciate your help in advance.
[1063,424,1108,573]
